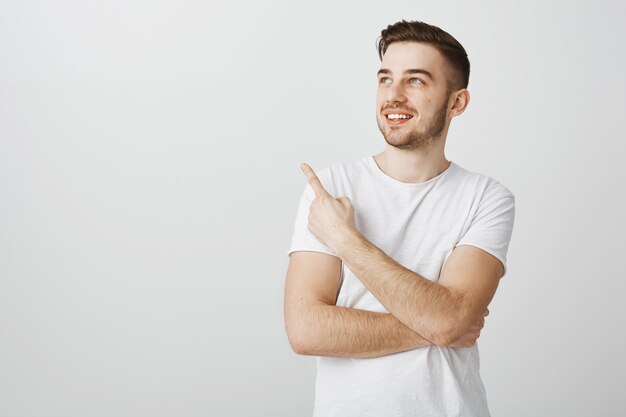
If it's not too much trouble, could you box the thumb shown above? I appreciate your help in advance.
[336,196,353,208]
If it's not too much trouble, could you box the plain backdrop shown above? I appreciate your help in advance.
[1,0,625,416]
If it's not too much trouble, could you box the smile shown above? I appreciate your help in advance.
[386,114,414,120]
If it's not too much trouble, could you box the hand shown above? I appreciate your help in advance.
[300,162,357,251]
[447,308,489,348]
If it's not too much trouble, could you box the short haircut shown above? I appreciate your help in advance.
[377,20,470,95]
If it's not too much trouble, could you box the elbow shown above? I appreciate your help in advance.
[431,317,476,347]
[287,333,311,356]
[425,318,470,348]
[430,295,476,347]
[288,334,320,356]
[424,327,453,347]
[285,303,328,356]
[285,322,316,356]
[404,323,451,348]
[401,314,456,347]
[431,331,457,347]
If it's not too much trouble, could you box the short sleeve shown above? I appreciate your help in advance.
[286,183,338,258]
[456,187,516,278]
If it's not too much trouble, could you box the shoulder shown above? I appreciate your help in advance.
[450,162,515,202]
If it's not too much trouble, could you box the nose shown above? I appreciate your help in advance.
[385,81,407,105]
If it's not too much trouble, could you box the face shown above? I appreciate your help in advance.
[376,41,452,151]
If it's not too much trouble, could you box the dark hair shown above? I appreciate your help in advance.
[377,20,470,95]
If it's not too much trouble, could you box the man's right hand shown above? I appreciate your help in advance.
[447,308,489,348]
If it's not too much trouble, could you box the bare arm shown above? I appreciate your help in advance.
[284,251,434,358]
[300,163,503,347]
[335,233,502,346]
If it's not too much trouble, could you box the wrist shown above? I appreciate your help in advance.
[331,226,362,257]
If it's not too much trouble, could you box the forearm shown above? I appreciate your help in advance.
[334,230,464,345]
[293,303,434,358]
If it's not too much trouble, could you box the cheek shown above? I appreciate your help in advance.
[375,101,384,118]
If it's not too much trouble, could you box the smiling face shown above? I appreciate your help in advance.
[376,41,454,151]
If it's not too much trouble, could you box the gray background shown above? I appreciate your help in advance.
[1,0,625,416]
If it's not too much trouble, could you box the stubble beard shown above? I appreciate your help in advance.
[377,98,449,151]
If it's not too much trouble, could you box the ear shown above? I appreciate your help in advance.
[448,89,470,118]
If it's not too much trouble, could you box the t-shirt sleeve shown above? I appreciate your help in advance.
[456,185,516,278]
[286,182,338,258]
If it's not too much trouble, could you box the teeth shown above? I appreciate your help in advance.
[387,114,412,119]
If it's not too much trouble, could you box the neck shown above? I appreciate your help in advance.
[373,145,450,184]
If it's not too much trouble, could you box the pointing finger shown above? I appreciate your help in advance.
[300,163,331,198]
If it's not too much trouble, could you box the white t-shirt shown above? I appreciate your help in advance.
[287,155,516,417]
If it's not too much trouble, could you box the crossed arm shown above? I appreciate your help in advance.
[284,251,435,359]
[284,164,502,358]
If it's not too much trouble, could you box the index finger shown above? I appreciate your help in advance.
[300,162,331,198]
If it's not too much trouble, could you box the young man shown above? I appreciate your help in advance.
[284,20,515,417]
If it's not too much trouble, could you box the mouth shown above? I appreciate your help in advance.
[383,112,414,125]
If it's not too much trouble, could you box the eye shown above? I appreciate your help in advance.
[379,77,392,85]
[409,78,424,85]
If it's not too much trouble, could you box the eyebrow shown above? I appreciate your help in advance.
[377,68,434,81]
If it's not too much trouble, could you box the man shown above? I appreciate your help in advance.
[284,20,515,417]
